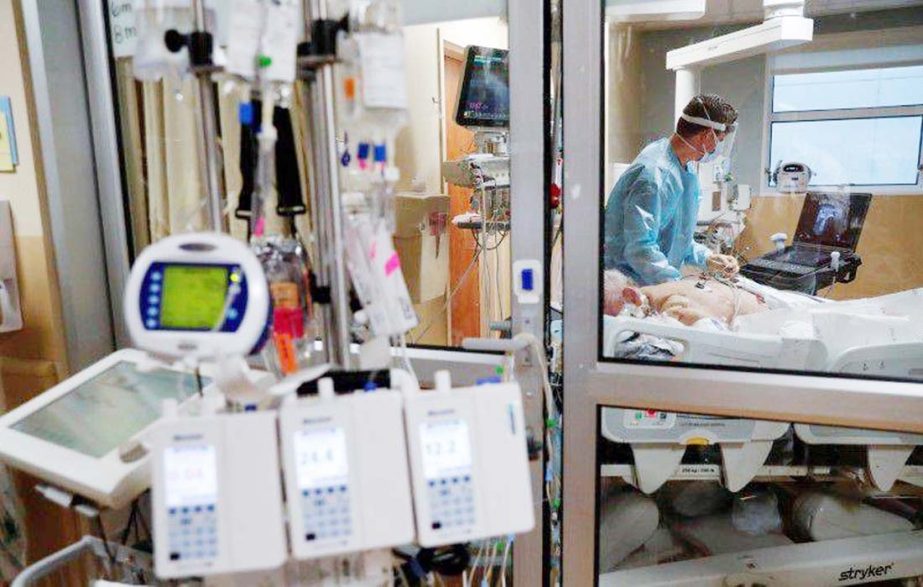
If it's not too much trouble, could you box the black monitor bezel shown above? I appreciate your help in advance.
[454,45,510,129]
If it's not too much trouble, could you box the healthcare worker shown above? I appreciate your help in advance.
[604,94,741,286]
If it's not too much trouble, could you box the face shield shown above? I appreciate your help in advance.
[678,113,738,164]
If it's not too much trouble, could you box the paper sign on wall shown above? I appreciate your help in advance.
[0,119,13,173]
[0,98,14,172]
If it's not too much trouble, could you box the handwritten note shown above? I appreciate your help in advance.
[108,1,138,59]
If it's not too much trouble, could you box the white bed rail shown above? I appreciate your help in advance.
[602,316,827,370]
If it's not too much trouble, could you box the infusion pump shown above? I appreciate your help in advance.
[148,370,534,579]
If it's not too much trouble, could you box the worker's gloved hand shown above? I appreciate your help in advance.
[707,254,740,277]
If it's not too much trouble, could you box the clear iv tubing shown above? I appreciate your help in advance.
[251,90,278,239]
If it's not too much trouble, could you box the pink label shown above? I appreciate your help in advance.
[384,252,401,276]
[254,217,266,237]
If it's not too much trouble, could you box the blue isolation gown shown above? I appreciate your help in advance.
[603,137,712,286]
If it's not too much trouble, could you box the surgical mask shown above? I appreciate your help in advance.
[676,132,712,167]
[699,141,721,163]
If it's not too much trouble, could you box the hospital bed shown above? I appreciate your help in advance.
[599,287,923,496]
[602,286,923,377]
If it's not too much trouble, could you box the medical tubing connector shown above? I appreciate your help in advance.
[297,16,348,68]
[164,29,214,68]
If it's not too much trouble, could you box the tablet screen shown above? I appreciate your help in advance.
[11,362,203,458]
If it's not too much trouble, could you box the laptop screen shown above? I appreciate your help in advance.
[793,192,872,250]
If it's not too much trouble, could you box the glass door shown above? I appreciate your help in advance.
[561,0,923,583]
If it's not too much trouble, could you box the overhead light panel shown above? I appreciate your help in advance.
[667,14,813,69]
[606,0,707,23]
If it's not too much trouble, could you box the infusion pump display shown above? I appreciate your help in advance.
[420,419,477,532]
[294,427,354,544]
[405,381,534,546]
[420,420,474,479]
[295,427,350,488]
[164,445,219,508]
[163,445,220,562]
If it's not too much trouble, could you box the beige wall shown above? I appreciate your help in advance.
[0,0,68,385]
[739,194,923,300]
[605,23,644,191]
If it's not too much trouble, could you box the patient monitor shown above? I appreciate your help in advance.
[278,379,416,559]
[124,232,271,360]
[404,372,534,547]
[150,409,287,577]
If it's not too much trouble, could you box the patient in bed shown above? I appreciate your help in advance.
[604,269,768,326]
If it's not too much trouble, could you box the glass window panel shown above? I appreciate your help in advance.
[597,406,923,581]
[599,7,923,384]
[769,116,923,186]
[773,65,923,112]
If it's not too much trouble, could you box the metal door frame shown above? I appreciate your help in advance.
[561,0,923,584]
[19,0,121,370]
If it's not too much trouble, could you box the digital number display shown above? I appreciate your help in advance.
[164,445,219,508]
[160,265,230,330]
[294,427,349,489]
[419,419,473,480]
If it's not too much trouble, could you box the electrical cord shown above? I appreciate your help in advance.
[195,366,205,396]
[394,544,471,586]
[120,501,139,546]
[500,536,512,587]
[411,248,482,344]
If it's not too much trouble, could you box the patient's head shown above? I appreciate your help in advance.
[603,270,650,316]
[603,270,630,315]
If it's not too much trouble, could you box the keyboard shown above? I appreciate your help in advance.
[780,249,830,266]
[747,258,815,275]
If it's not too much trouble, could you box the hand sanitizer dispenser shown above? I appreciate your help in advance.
[0,200,23,333]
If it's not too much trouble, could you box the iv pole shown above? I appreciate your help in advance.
[188,0,228,232]
[299,0,353,369]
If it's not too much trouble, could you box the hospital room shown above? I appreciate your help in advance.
[0,0,921,585]
[600,0,923,378]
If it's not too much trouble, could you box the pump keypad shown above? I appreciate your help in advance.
[428,475,475,530]
[167,504,218,561]
[302,485,352,541]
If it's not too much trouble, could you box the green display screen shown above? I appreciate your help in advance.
[160,265,229,330]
